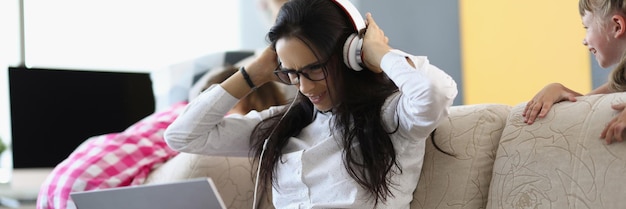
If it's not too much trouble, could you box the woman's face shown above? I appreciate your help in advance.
[582,11,624,68]
[275,37,336,111]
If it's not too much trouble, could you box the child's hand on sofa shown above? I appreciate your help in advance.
[523,83,581,124]
[601,102,626,144]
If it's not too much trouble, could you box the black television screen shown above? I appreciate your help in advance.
[8,67,155,168]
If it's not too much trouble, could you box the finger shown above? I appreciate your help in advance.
[611,124,622,144]
[537,102,553,118]
[605,126,613,144]
[524,107,533,123]
[523,101,534,117]
[525,103,539,124]
[523,103,531,121]
[621,126,626,143]
[526,103,543,124]
[366,13,379,29]
[613,122,624,142]
[604,121,616,144]
[601,117,618,139]
[612,103,626,111]
[567,95,577,102]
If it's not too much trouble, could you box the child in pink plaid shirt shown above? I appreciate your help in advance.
[36,101,186,209]
[36,65,287,209]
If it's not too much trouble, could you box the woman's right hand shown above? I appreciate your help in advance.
[523,83,581,124]
[220,46,278,99]
[245,46,280,86]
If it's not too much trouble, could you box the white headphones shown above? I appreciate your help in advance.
[332,0,367,71]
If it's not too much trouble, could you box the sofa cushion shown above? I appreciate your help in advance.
[144,153,273,209]
[412,104,511,209]
[488,93,626,208]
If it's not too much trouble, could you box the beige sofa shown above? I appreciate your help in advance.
[144,92,626,209]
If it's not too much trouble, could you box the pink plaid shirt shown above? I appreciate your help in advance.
[37,102,187,209]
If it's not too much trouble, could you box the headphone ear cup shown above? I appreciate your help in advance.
[343,33,364,71]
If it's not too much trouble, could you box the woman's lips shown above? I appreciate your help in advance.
[306,92,325,104]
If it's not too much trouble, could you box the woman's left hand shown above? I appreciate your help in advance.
[361,13,391,73]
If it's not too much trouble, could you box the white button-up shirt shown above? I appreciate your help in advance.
[165,50,457,208]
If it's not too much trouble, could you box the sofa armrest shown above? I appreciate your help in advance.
[412,104,511,209]
[488,92,626,208]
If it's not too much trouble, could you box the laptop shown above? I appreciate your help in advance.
[70,178,226,209]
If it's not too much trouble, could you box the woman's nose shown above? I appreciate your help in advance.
[582,38,588,46]
[298,76,314,94]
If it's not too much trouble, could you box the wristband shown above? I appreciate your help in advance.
[239,66,257,91]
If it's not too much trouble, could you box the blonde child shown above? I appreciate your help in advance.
[523,0,626,144]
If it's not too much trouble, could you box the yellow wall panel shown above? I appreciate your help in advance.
[460,0,591,106]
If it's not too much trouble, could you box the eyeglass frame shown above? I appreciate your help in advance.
[272,59,330,85]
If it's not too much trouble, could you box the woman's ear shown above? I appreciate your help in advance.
[612,14,626,38]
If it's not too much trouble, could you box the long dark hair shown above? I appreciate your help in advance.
[249,0,400,204]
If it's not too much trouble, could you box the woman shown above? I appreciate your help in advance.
[165,0,457,208]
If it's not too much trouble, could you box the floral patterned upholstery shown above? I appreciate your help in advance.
[412,104,511,209]
[488,92,626,209]
[144,104,512,209]
[143,93,626,209]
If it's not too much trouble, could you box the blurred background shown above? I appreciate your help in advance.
[0,0,600,172]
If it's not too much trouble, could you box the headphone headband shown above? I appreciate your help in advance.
[331,0,366,33]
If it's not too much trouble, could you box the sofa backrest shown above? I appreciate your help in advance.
[145,103,514,209]
[412,104,511,208]
[488,92,626,208]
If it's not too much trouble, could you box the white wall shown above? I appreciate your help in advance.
[2,0,21,67]
[0,66,12,183]
[22,0,241,72]
[239,0,361,50]
[239,0,270,50]
[0,0,17,183]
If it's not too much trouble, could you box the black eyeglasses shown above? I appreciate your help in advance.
[273,60,328,85]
